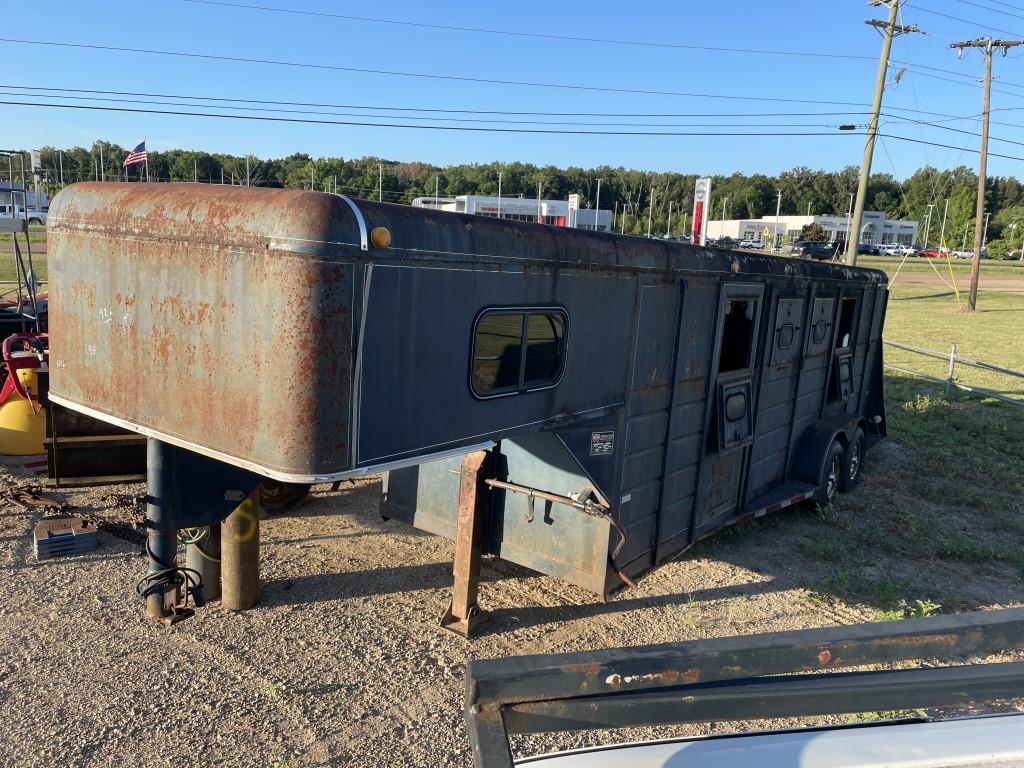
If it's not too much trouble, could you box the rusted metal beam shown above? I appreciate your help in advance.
[466,607,1024,767]
[440,450,492,639]
[504,661,1024,735]
[469,606,1024,707]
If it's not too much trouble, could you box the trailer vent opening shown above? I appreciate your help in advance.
[472,308,567,397]
[837,298,857,349]
[719,299,757,373]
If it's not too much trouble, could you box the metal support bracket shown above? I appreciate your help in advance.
[440,450,492,639]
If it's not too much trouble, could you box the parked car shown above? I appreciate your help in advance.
[951,248,987,259]
[714,236,738,248]
[879,244,903,256]
[791,240,836,261]
[739,239,765,250]
[919,247,944,258]
[856,243,881,255]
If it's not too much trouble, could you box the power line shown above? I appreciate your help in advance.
[0,37,882,107]
[0,83,880,118]
[884,113,1024,146]
[906,5,1024,37]
[0,98,870,138]
[179,0,877,62]
[984,0,1024,11]
[0,90,866,128]
[879,132,1024,160]
[2,82,968,122]
[955,0,1024,21]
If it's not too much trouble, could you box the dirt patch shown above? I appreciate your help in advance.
[1,380,1022,766]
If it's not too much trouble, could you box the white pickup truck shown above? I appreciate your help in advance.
[0,202,45,226]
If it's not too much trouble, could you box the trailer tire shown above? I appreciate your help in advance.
[258,480,311,514]
[816,440,845,507]
[840,428,866,493]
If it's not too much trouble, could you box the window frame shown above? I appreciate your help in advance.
[469,305,569,400]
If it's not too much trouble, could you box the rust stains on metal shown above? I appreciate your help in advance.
[562,661,602,678]
[47,183,358,477]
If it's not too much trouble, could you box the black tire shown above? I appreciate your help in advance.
[816,440,845,506]
[840,428,866,493]
[258,480,312,514]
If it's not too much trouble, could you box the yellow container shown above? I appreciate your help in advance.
[0,367,46,455]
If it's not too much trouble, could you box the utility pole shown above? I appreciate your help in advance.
[378,163,383,202]
[621,204,627,234]
[773,189,782,251]
[647,187,655,238]
[939,198,949,248]
[497,171,502,219]
[845,192,854,247]
[982,211,991,249]
[194,158,198,183]
[666,200,674,237]
[593,178,602,232]
[537,181,543,223]
[59,150,64,187]
[951,38,1024,310]
[846,1,921,266]
[721,196,729,222]
[923,203,936,247]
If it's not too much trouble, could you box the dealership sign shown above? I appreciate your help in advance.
[692,177,711,246]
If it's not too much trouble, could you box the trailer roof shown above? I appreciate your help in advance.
[48,183,887,287]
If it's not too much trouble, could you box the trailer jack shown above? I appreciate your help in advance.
[440,450,492,639]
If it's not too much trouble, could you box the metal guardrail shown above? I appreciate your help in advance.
[884,340,1024,408]
[465,608,1024,767]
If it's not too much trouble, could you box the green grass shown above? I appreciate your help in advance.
[882,283,1024,401]
[799,376,1024,609]
[857,254,1024,276]
[0,252,47,285]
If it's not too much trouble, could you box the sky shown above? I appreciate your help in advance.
[5,0,1024,178]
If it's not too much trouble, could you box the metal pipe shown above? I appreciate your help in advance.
[145,438,177,620]
[185,523,221,602]
[221,490,260,610]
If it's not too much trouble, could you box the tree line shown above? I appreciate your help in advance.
[12,141,1024,256]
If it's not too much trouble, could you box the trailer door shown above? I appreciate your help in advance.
[693,283,764,537]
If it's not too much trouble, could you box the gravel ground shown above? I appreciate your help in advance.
[0,447,1017,767]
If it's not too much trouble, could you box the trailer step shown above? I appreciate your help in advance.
[745,482,818,519]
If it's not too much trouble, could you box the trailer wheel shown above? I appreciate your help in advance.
[840,428,866,493]
[816,440,845,506]
[258,480,312,514]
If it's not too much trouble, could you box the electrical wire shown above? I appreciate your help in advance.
[0,98,870,137]
[179,0,878,62]
[955,0,1024,21]
[0,84,883,119]
[0,37,886,107]
[906,4,1024,37]
[878,132,1024,161]
[0,90,866,128]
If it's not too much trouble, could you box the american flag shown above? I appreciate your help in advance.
[123,141,148,168]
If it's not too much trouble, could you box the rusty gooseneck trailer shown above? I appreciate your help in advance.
[47,183,887,632]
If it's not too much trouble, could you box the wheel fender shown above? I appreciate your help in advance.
[791,421,849,485]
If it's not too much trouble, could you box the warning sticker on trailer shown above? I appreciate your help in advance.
[590,431,615,456]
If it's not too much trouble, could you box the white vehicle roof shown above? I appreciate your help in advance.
[518,713,1024,767]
